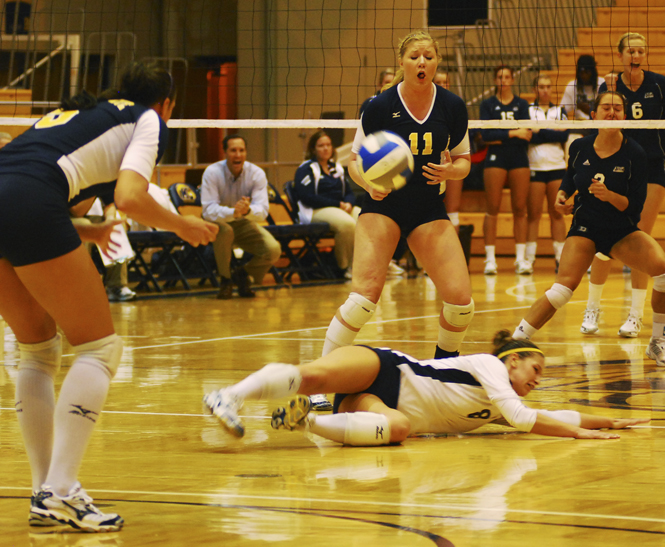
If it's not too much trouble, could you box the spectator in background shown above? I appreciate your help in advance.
[294,130,360,279]
[359,68,395,117]
[201,134,281,300]
[560,55,604,155]
[433,69,449,90]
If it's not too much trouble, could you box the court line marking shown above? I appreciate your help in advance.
[2,485,663,525]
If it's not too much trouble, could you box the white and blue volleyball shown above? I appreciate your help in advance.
[357,131,414,191]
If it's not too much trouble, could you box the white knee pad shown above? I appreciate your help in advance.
[343,412,391,446]
[256,363,302,399]
[443,299,475,328]
[545,283,573,310]
[17,333,62,379]
[339,292,377,329]
[653,273,665,292]
[73,334,123,379]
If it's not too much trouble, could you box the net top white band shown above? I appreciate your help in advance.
[2,118,665,130]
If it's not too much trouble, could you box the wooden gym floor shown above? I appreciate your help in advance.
[1,256,664,546]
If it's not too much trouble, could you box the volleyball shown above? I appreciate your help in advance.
[357,131,414,192]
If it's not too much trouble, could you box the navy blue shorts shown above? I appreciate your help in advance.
[333,346,402,413]
[0,174,81,266]
[567,219,640,258]
[360,184,449,236]
[484,145,530,170]
[646,157,665,188]
[530,169,566,183]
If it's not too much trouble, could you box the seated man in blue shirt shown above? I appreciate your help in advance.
[201,134,281,299]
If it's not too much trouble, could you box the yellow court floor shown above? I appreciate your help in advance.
[1,257,664,546]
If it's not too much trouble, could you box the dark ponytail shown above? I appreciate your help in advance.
[60,89,98,111]
[492,330,543,362]
[99,61,175,107]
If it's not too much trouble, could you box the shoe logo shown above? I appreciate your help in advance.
[613,166,625,172]
[69,405,99,423]
[376,426,384,439]
[392,111,401,118]
[583,160,590,165]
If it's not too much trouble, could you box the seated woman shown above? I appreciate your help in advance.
[202,329,647,444]
[293,130,360,278]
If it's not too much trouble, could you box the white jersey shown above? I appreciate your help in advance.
[527,103,567,171]
[390,351,540,434]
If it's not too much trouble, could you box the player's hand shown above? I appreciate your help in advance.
[367,185,391,201]
[589,178,609,201]
[176,216,219,247]
[554,191,573,215]
[423,150,453,185]
[575,428,620,440]
[604,72,619,92]
[87,219,123,259]
[607,417,650,430]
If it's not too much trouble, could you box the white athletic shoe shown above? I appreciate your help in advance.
[580,308,600,334]
[29,483,123,532]
[202,389,245,437]
[646,337,665,366]
[309,393,333,411]
[484,260,498,275]
[515,260,533,275]
[618,312,643,338]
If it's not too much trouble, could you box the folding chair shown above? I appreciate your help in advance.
[264,182,336,281]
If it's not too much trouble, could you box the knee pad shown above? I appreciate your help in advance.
[443,299,475,328]
[653,273,665,292]
[17,333,62,379]
[73,334,123,379]
[339,293,377,330]
[343,412,391,446]
[545,283,573,310]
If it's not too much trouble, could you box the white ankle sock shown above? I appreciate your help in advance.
[631,288,647,317]
[526,241,537,263]
[553,240,565,262]
[485,245,496,263]
[306,413,348,443]
[228,363,301,400]
[515,243,526,262]
[587,282,605,310]
[513,319,537,340]
[653,312,665,339]
[47,360,111,496]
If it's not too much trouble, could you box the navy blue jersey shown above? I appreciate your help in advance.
[353,84,469,203]
[599,71,665,159]
[0,99,169,204]
[479,95,530,147]
[560,135,647,227]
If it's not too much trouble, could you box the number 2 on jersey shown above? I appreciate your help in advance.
[409,132,433,155]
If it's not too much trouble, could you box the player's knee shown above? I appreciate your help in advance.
[17,333,62,379]
[545,283,573,310]
[73,334,123,380]
[653,273,665,292]
[343,412,392,446]
[443,299,475,328]
[339,292,377,329]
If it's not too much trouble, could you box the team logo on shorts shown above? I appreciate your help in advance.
[489,155,496,162]
[614,166,625,173]
[576,226,587,232]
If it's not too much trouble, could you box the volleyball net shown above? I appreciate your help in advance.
[0,0,663,176]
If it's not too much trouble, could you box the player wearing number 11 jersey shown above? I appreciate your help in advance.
[320,31,473,381]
